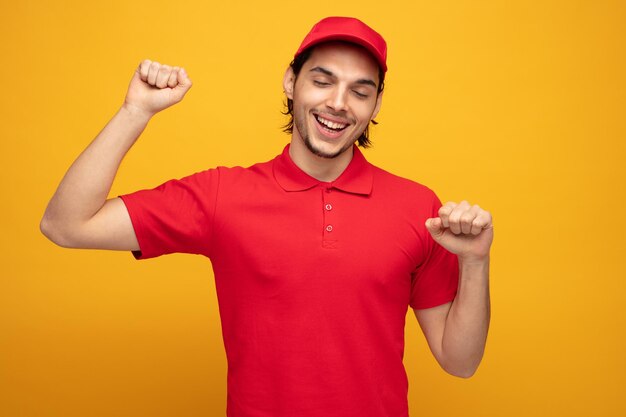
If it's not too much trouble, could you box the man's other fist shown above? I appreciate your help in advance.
[425,201,494,263]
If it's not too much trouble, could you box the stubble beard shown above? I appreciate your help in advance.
[294,112,358,159]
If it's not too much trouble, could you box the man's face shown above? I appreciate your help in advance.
[284,42,383,159]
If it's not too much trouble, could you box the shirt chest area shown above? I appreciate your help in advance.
[211,184,428,291]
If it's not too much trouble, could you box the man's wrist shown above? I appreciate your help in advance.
[458,256,490,278]
[121,101,154,123]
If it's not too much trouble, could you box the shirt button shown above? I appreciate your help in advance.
[325,204,333,211]
[325,225,333,232]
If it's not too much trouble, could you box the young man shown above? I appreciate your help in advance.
[41,17,492,417]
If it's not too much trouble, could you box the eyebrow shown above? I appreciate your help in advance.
[309,66,378,89]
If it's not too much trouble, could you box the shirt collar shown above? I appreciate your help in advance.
[273,144,373,195]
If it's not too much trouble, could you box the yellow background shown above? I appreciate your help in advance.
[1,0,625,416]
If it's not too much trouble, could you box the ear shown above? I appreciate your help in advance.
[283,67,295,100]
[371,90,384,120]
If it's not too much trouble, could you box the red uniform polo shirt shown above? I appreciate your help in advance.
[119,144,458,417]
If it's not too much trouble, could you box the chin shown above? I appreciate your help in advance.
[303,136,353,159]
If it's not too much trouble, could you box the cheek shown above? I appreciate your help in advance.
[359,99,380,119]
[294,85,329,106]
[352,105,376,124]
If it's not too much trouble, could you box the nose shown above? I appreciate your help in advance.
[326,86,349,113]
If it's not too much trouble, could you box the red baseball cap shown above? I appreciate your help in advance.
[294,17,388,72]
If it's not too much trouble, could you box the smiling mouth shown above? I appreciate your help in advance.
[315,115,349,133]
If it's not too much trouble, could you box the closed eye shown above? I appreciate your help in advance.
[313,80,330,87]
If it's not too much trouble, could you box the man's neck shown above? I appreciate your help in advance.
[288,138,354,182]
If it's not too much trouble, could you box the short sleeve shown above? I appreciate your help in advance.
[118,168,220,260]
[409,194,459,309]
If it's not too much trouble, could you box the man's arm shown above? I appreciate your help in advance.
[40,60,192,250]
[414,201,492,378]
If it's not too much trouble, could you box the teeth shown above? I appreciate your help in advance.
[316,116,347,130]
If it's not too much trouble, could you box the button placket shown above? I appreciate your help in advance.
[322,187,335,243]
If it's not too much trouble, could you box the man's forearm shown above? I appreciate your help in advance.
[41,104,151,238]
[441,258,491,377]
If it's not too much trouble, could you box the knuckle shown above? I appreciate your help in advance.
[439,204,454,215]
[475,219,485,227]
[460,213,473,223]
